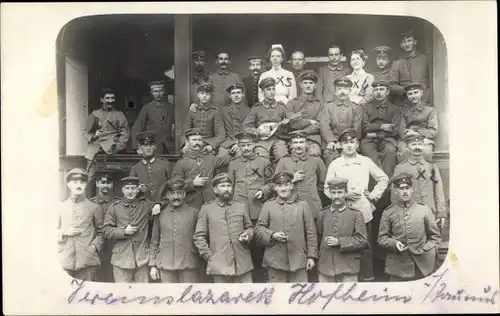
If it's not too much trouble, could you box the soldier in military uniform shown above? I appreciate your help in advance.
[319,77,363,167]
[227,131,275,282]
[172,128,231,210]
[389,30,430,104]
[316,178,368,282]
[315,45,351,103]
[194,173,254,283]
[182,83,226,156]
[191,50,210,103]
[378,173,441,281]
[360,80,406,177]
[289,50,307,96]
[397,82,438,162]
[242,77,293,165]
[255,172,318,283]
[208,51,241,107]
[131,81,175,155]
[149,179,200,283]
[103,176,163,283]
[91,170,120,282]
[242,56,264,108]
[392,133,447,229]
[286,70,323,157]
[58,168,104,281]
[373,46,393,82]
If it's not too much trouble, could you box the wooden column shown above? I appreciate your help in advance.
[173,15,192,153]
[432,27,449,153]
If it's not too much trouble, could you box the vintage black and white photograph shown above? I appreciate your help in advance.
[56,13,451,285]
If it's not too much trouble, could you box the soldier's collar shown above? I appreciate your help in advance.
[404,50,419,59]
[241,153,257,162]
[408,157,425,165]
[95,194,113,203]
[262,99,277,109]
[298,94,318,102]
[378,67,390,74]
[217,69,229,76]
[122,197,141,207]
[328,63,344,71]
[69,195,85,203]
[330,205,347,213]
[101,106,115,112]
[196,101,212,111]
[216,199,233,207]
[374,100,388,108]
[397,199,416,208]
[291,152,309,161]
[166,204,183,212]
[184,150,204,159]
[276,194,298,205]
[142,156,157,165]
[334,98,350,107]
[152,100,166,108]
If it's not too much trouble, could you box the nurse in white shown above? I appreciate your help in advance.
[347,49,374,106]
[258,44,297,104]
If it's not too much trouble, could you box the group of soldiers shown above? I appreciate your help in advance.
[59,29,447,284]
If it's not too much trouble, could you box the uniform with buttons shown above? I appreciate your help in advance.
[219,83,252,150]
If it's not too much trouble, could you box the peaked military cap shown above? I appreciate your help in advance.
[212,173,232,187]
[226,82,245,93]
[403,130,425,144]
[65,168,88,183]
[94,170,114,182]
[326,178,349,190]
[192,50,206,59]
[235,131,257,142]
[259,77,276,90]
[334,77,353,88]
[372,80,390,88]
[404,82,424,92]
[121,176,140,187]
[390,173,413,188]
[373,45,392,56]
[248,55,263,62]
[148,81,165,89]
[165,179,186,192]
[136,131,156,145]
[197,82,214,93]
[289,130,309,140]
[298,70,319,83]
[338,128,358,142]
[272,171,294,184]
[185,127,203,138]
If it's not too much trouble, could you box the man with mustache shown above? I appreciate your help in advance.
[190,51,210,103]
[325,128,389,282]
[360,80,406,177]
[391,133,447,230]
[289,50,307,96]
[58,168,104,281]
[317,178,368,282]
[131,81,175,155]
[315,45,351,103]
[227,131,275,282]
[319,77,363,167]
[242,77,292,165]
[217,83,252,161]
[90,170,119,282]
[255,172,318,283]
[103,176,163,283]
[172,128,230,210]
[149,179,200,283]
[194,173,254,283]
[258,44,297,104]
[397,82,438,162]
[242,56,264,108]
[208,51,241,107]
[378,173,441,281]
[389,30,430,104]
[373,46,393,82]
[84,88,130,177]
[183,83,226,156]
[286,70,323,157]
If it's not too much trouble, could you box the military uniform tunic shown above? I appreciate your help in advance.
[182,102,226,150]
[286,94,324,146]
[242,74,261,108]
[220,102,251,149]
[130,156,172,203]
[388,51,430,103]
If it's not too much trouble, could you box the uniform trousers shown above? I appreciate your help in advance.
[65,266,97,281]
[360,138,398,177]
[212,272,253,283]
[359,221,375,281]
[268,268,308,283]
[251,219,268,283]
[160,269,199,283]
[96,241,114,282]
[389,265,424,282]
[254,138,288,164]
[113,265,150,283]
[318,273,358,283]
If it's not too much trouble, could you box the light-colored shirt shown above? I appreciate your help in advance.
[258,66,297,104]
[347,69,374,105]
[324,153,388,223]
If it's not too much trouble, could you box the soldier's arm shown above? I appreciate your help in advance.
[172,160,196,193]
[388,61,404,97]
[242,108,260,135]
[286,101,308,131]
[315,211,324,240]
[91,204,105,252]
[323,161,338,197]
[115,112,130,151]
[432,164,448,219]
[259,159,275,199]
[314,68,324,101]
[319,104,336,144]
[214,149,231,172]
[83,112,97,142]
[339,212,369,252]
[131,107,148,150]
[56,211,65,243]
[377,209,399,252]
[367,158,389,201]
[353,104,363,140]
[103,204,127,240]
[316,157,327,193]
[204,109,226,149]
[362,106,381,134]
[193,206,213,261]
[303,202,319,260]
[149,216,161,267]
[420,108,439,139]
[129,164,138,177]
[392,106,407,139]
[254,203,275,247]
[301,103,323,136]
[423,207,442,251]
[242,203,254,241]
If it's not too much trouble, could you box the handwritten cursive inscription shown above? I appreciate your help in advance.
[68,279,274,306]
[289,283,412,310]
[422,269,499,305]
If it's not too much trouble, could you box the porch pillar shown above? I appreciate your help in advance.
[173,15,192,153]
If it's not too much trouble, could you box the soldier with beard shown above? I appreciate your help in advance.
[131,81,175,154]
[289,51,307,96]
[242,56,264,107]
[194,173,254,283]
[191,51,210,103]
[208,51,241,107]
[91,171,120,282]
[84,88,130,177]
